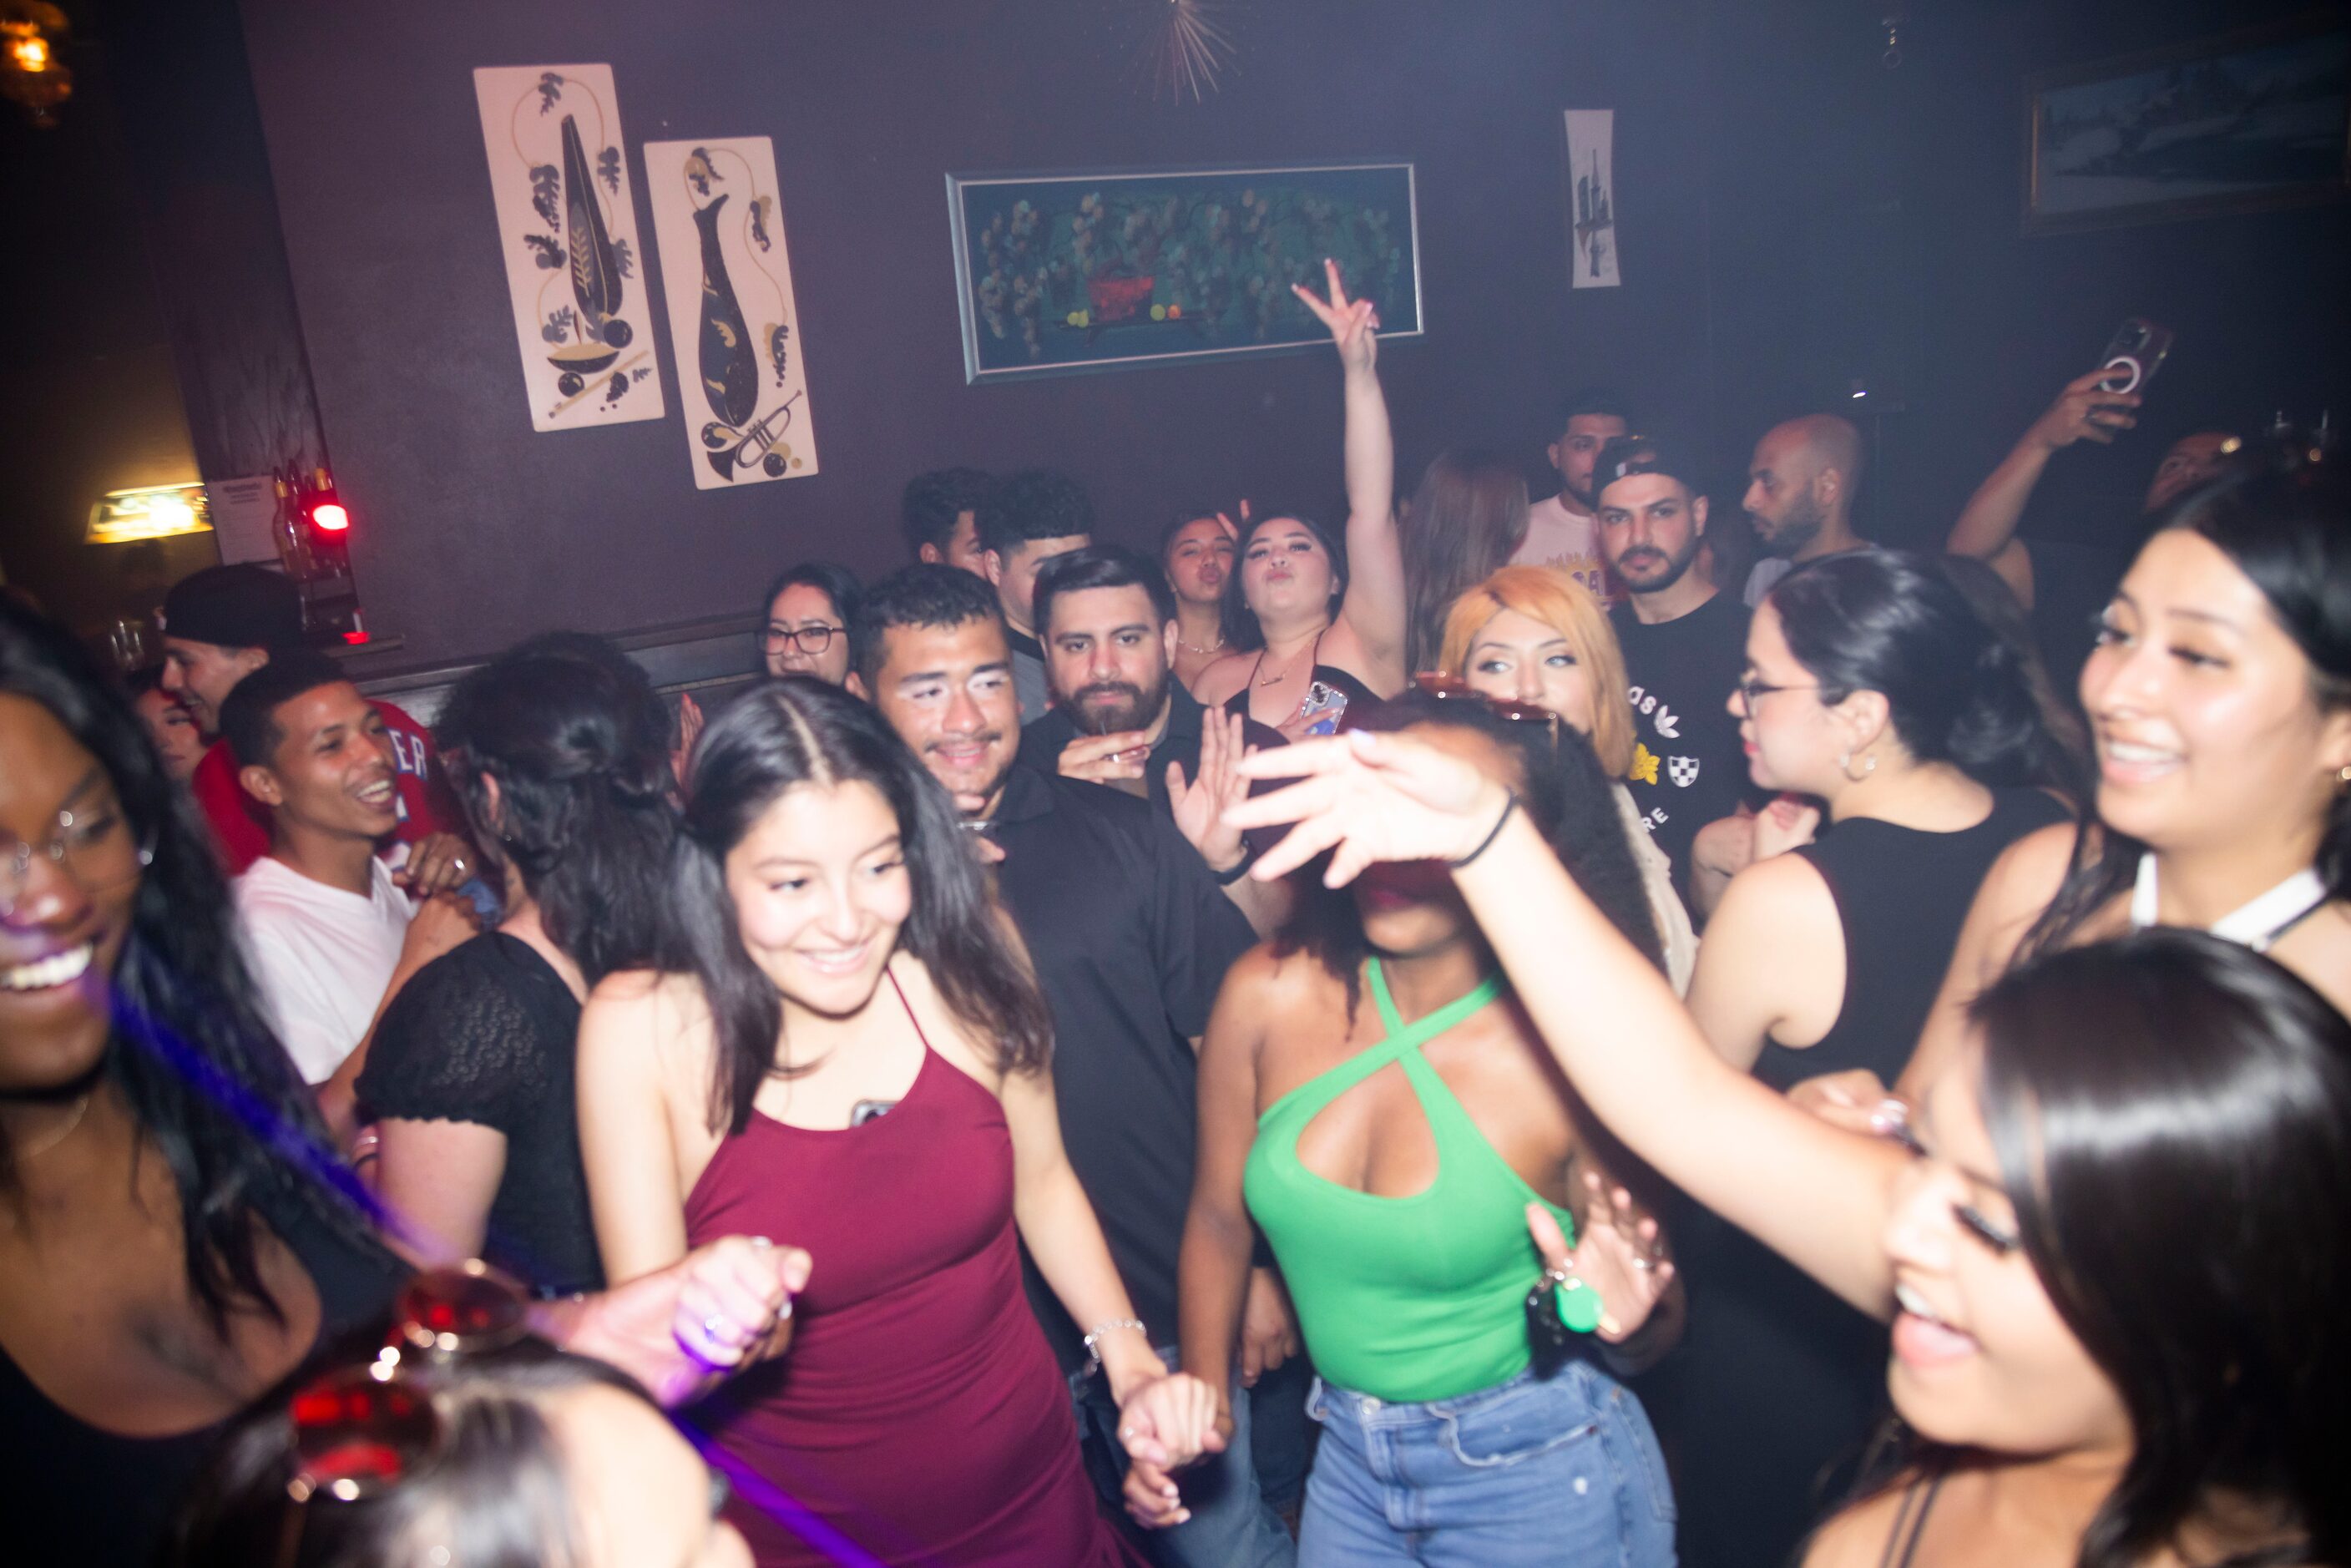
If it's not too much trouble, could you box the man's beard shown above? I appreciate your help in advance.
[1068,670,1167,736]
[1752,495,1825,559]
[1562,471,1600,509]
[1610,534,1703,594]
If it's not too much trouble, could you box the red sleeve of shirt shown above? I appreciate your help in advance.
[190,740,270,876]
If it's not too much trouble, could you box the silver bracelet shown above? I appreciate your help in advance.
[1082,1318,1148,1379]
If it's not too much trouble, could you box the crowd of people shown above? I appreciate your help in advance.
[3,257,2346,1568]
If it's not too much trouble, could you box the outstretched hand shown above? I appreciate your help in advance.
[1226,730,1507,886]
[1292,257,1379,376]
[557,1236,811,1408]
[1169,711,1252,874]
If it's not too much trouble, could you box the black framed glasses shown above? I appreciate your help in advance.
[761,623,845,655]
[1732,673,1820,710]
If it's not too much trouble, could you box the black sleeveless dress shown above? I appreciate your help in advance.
[1222,632,1380,737]
[1644,788,2065,1568]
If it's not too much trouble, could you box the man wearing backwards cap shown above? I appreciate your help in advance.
[161,564,468,888]
[1593,433,1757,903]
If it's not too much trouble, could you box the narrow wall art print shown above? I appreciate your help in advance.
[946,161,1422,383]
[645,137,819,488]
[472,64,665,432]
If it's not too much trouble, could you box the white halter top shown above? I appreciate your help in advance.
[2130,853,2330,953]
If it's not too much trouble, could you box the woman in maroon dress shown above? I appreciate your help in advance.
[579,680,1216,1566]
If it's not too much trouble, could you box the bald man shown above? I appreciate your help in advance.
[1738,414,1873,606]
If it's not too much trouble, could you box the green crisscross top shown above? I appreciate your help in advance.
[1242,959,1577,1402]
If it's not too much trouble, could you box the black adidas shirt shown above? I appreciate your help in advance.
[1610,589,1754,892]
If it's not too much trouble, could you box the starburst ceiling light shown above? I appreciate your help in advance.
[1,3,71,128]
[1139,0,1238,104]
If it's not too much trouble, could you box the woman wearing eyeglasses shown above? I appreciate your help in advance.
[0,601,802,1568]
[1220,712,2349,1568]
[758,563,862,687]
[1439,564,1698,993]
[1653,549,2080,1566]
[1174,689,1680,1568]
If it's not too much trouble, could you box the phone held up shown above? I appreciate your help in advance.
[2096,318,2174,397]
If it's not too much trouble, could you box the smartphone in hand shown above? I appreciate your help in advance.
[2096,318,2174,397]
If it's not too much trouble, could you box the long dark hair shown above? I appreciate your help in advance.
[2020,463,2351,958]
[1277,689,1663,1016]
[1769,549,2076,795]
[1400,449,1529,675]
[169,1335,651,1567]
[1968,931,2349,1568]
[670,677,1052,1135]
[0,600,378,1326]
[1221,510,1349,653]
[435,640,676,986]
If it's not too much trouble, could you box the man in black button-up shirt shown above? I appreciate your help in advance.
[1019,544,1290,937]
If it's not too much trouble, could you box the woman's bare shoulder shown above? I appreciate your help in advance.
[1191,652,1251,706]
[1802,1487,1911,1568]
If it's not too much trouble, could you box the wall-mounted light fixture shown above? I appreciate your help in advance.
[87,482,213,544]
[1,2,72,128]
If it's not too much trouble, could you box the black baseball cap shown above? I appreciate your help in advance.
[161,564,302,652]
[1594,432,1706,500]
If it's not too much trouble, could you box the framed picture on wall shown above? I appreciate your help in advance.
[2023,12,2351,235]
[945,161,1423,383]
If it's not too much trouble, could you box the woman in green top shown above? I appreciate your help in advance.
[1171,690,1682,1565]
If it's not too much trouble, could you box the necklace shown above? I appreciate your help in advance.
[1177,632,1226,656]
[1253,633,1319,687]
[2130,853,2329,953]
[15,1092,92,1161]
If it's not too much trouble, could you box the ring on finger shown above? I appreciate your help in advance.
[704,1313,732,1342]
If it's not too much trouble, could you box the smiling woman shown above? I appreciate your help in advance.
[575,679,1206,1565]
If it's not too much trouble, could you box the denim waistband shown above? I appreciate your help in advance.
[1310,1360,1620,1429]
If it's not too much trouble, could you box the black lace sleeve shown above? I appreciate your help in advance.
[357,936,546,1133]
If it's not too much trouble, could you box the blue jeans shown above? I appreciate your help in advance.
[1072,1346,1307,1568]
[1300,1363,1676,1568]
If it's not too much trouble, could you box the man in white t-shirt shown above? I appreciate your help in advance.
[1511,387,1630,604]
[221,651,477,1138]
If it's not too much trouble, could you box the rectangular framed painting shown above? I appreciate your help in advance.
[946,161,1423,383]
[473,64,666,430]
[645,137,819,488]
[2024,14,2350,235]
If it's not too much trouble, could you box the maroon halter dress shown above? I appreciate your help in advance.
[684,976,1140,1566]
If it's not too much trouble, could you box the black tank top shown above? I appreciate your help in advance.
[1223,631,1381,736]
[1756,788,2069,1094]
[0,1183,403,1568]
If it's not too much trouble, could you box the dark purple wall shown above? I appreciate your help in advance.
[234,0,1720,665]
[1699,0,2350,553]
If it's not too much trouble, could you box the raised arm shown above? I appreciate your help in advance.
[1229,731,1906,1315]
[1947,370,2141,609]
[1293,260,1405,693]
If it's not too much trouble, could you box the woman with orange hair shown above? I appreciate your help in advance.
[1440,566,1697,990]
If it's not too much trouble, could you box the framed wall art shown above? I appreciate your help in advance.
[2024,13,2350,235]
[645,136,819,488]
[473,64,666,430]
[946,161,1422,383]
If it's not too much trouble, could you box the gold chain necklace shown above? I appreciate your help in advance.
[16,1092,91,1161]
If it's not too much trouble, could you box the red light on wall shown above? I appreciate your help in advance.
[311,501,350,532]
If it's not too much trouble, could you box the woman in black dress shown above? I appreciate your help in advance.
[1666,551,2081,1568]
[361,635,677,1294]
